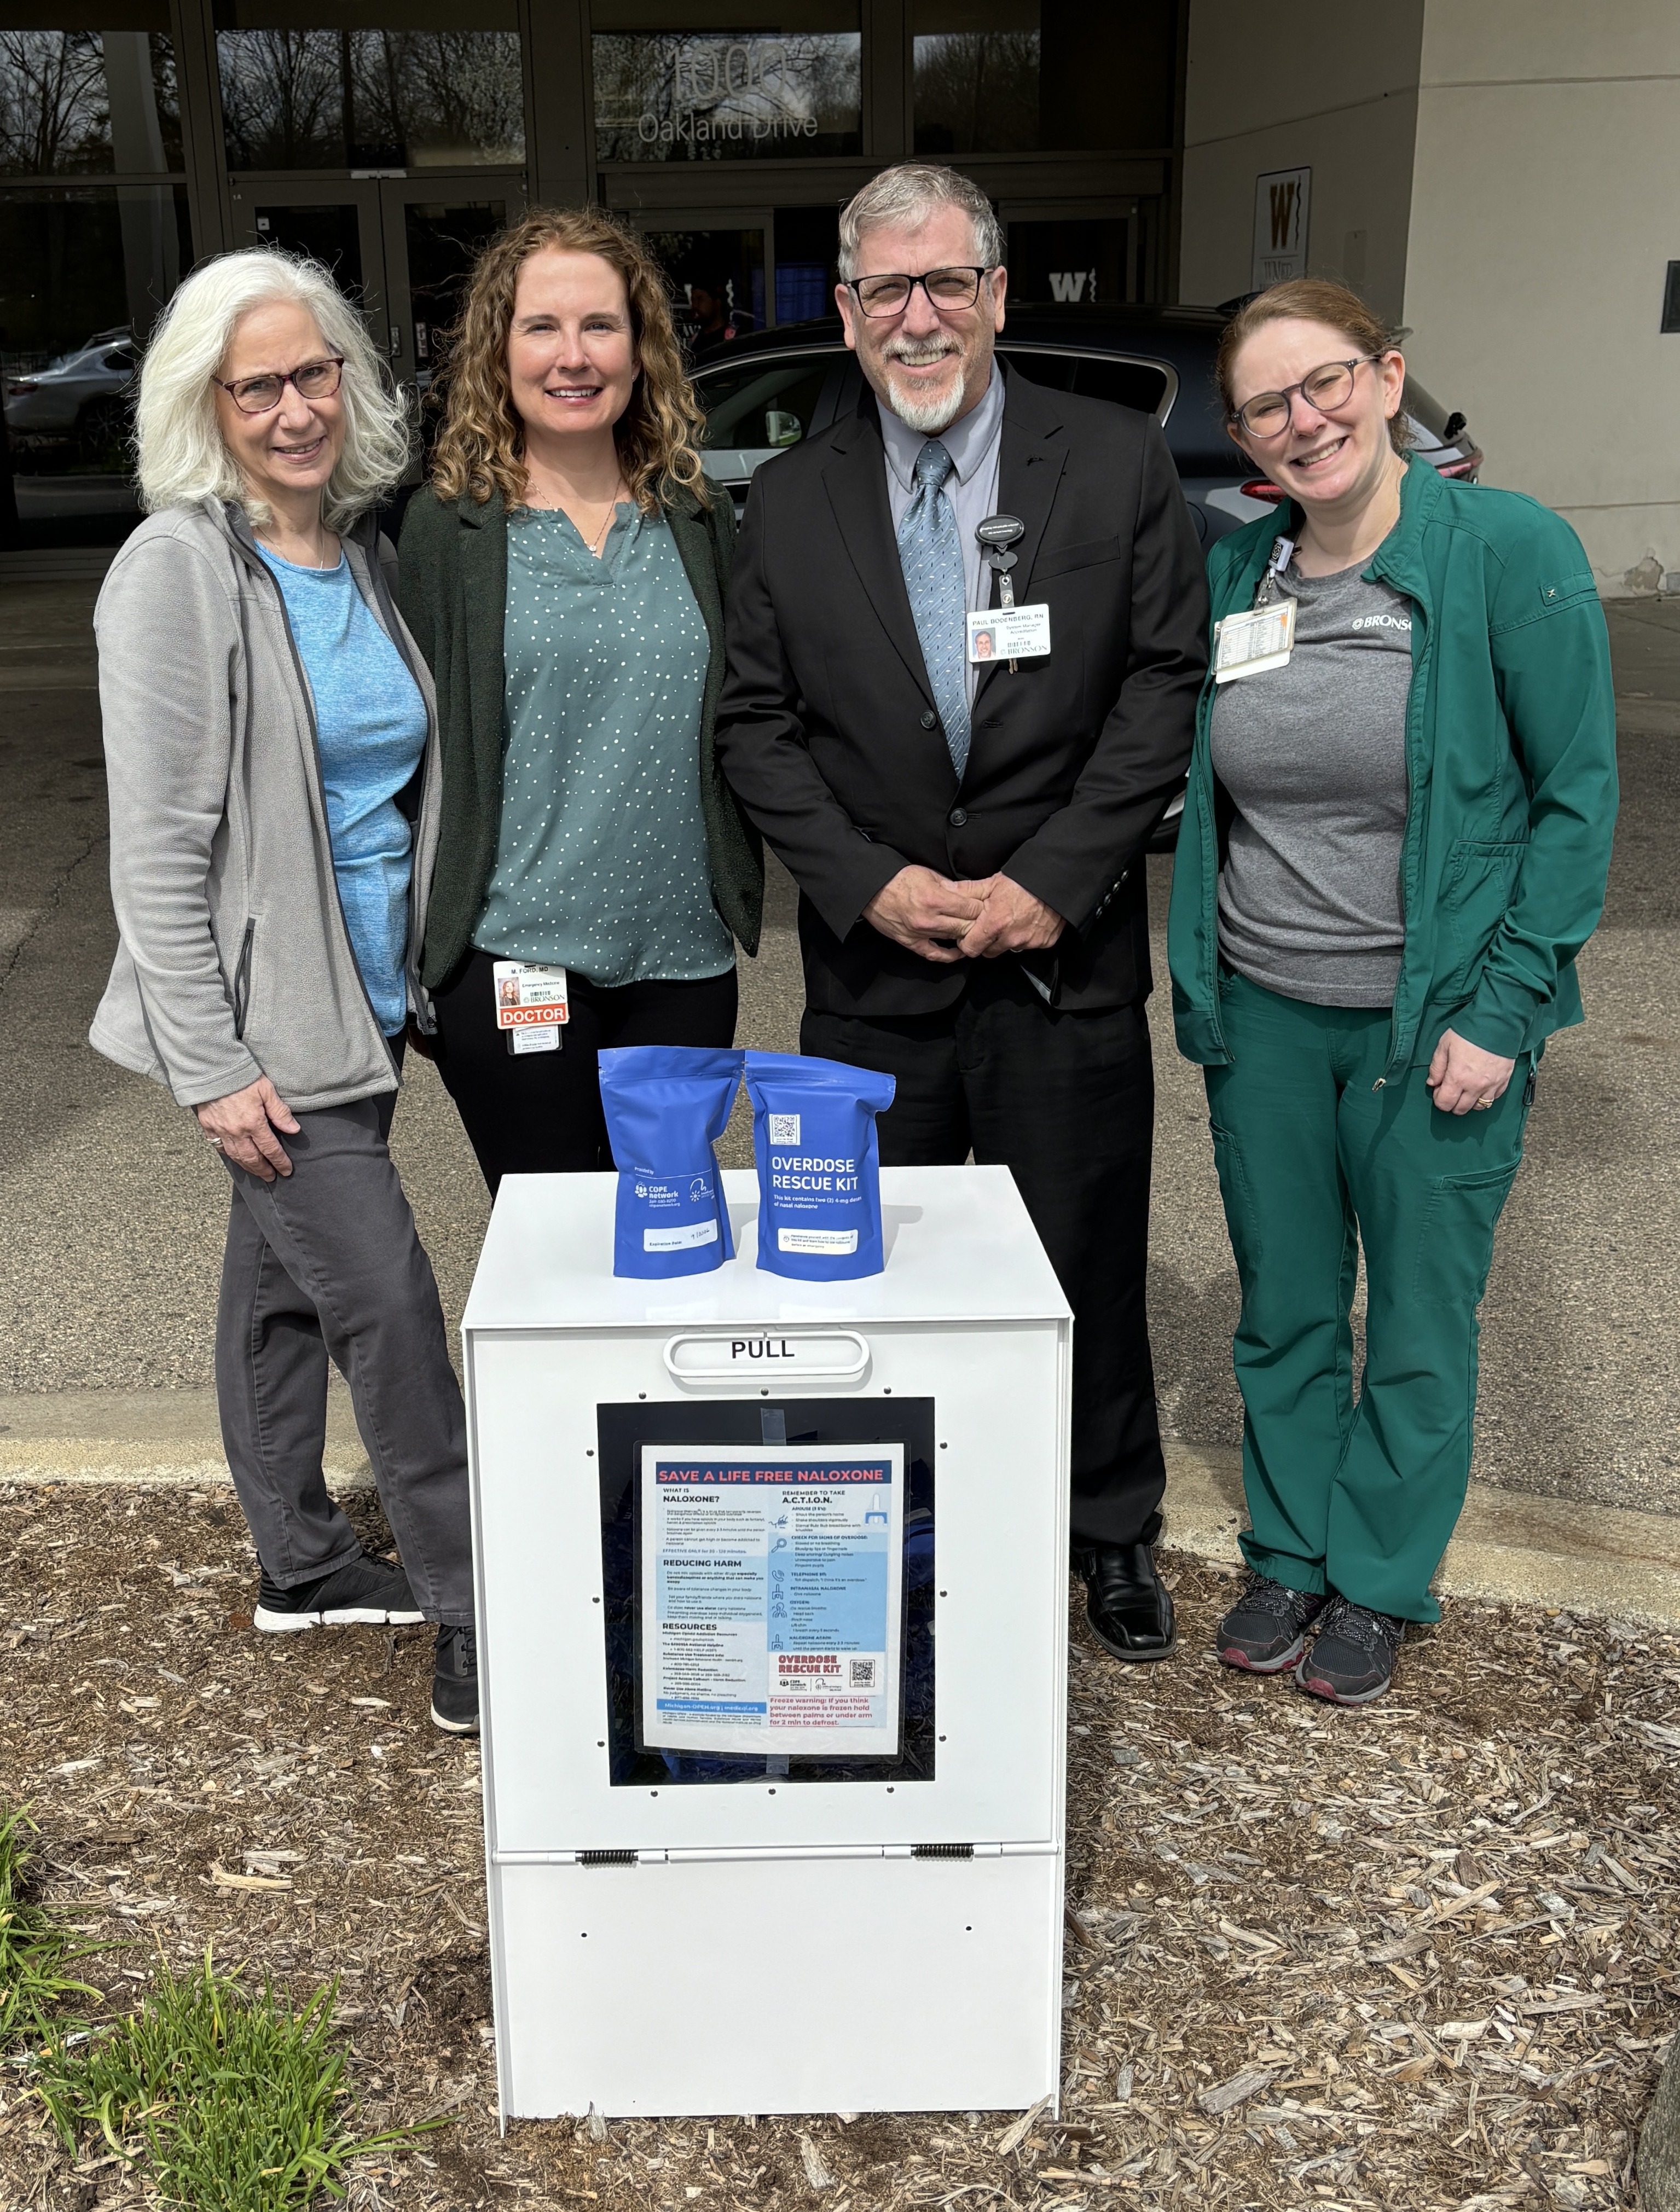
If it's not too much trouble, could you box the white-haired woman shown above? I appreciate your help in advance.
[89,248,478,1733]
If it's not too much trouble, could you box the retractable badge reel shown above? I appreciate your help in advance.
[972,512,1051,674]
[1213,535,1297,683]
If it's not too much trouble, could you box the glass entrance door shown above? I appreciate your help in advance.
[231,175,519,401]
[377,181,514,392]
[231,178,390,351]
[634,204,842,362]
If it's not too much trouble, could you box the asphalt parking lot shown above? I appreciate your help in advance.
[2,577,1677,1525]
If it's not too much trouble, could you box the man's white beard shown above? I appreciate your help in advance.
[880,349,968,434]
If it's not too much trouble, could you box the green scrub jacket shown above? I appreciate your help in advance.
[1168,457,1618,1620]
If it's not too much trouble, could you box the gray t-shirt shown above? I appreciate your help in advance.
[1210,560,1414,1008]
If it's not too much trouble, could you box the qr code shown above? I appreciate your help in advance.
[849,1657,877,1689]
[768,1113,801,1145]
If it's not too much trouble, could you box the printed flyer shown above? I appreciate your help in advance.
[639,1444,905,1757]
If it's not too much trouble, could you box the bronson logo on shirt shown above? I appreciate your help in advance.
[1349,612,1412,631]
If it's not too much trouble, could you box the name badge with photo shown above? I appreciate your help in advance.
[493,959,568,1056]
[1213,597,1296,683]
[968,603,1051,664]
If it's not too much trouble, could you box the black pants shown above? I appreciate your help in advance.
[431,950,739,1196]
[804,963,1165,1549]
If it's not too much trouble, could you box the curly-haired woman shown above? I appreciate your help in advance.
[398,208,763,1190]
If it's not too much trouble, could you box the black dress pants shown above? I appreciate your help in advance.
[803,961,1165,1549]
[432,949,738,1197]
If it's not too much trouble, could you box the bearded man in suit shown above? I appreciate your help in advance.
[714,162,1209,1661]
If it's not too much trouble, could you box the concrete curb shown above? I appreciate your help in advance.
[1161,1440,1680,1627]
[5,1393,1679,1626]
[0,1387,373,1491]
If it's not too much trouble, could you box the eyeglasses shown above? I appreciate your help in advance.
[1229,356,1380,439]
[212,357,345,415]
[847,266,993,317]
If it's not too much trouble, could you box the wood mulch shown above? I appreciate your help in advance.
[1,1482,1674,2210]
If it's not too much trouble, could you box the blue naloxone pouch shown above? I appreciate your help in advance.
[598,1046,743,1278]
[745,1050,897,1280]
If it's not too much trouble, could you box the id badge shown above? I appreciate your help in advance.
[1213,597,1295,683]
[968,603,1050,664]
[494,959,567,1056]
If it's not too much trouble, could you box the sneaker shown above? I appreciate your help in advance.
[432,1624,479,1734]
[254,1552,424,1633]
[1215,1576,1329,1674]
[1295,1596,1406,1705]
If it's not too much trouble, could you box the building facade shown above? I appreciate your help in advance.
[0,0,1189,549]
[6,0,1675,591]
[1179,1,1680,596]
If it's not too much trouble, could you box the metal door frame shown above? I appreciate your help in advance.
[227,177,391,346]
[375,172,525,388]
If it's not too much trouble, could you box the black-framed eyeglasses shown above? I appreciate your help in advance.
[847,266,994,317]
[1229,356,1381,439]
[213,357,345,415]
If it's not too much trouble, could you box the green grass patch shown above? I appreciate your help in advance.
[37,1951,435,2210]
[0,1805,101,2044]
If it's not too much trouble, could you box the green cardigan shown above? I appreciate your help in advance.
[397,478,763,992]
[1168,455,1618,1076]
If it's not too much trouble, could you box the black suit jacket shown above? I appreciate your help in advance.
[713,363,1210,1018]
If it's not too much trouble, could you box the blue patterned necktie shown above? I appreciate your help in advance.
[896,438,970,777]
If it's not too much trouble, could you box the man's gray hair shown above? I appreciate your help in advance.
[135,247,409,531]
[837,164,1004,283]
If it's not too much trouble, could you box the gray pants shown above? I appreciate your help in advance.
[215,1090,473,1624]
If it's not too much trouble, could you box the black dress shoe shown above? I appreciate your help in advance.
[1075,1541,1177,1662]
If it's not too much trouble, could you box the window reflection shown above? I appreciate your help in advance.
[594,0,860,164]
[913,2,1037,156]
[215,4,523,170]
[0,29,181,176]
[1,183,189,547]
[912,0,1175,156]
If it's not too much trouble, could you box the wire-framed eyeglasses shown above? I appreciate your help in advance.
[1229,356,1381,439]
[213,357,345,415]
[847,266,994,317]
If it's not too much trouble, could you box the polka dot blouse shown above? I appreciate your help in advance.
[474,502,734,987]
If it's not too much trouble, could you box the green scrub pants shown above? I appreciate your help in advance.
[1204,971,1533,1623]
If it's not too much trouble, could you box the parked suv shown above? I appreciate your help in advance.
[690,303,1481,543]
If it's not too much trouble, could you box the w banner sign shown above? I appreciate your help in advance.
[1253,166,1311,290]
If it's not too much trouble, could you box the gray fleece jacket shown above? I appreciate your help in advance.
[89,496,442,1112]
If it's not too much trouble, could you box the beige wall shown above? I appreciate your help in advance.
[1177,0,1680,594]
[1178,2,1426,319]
[1402,3,1680,591]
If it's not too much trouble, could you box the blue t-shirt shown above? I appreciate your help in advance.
[257,543,428,1035]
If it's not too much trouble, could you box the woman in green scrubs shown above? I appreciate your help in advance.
[1168,278,1618,1705]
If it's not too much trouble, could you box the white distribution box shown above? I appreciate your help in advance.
[461,1164,1073,2121]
